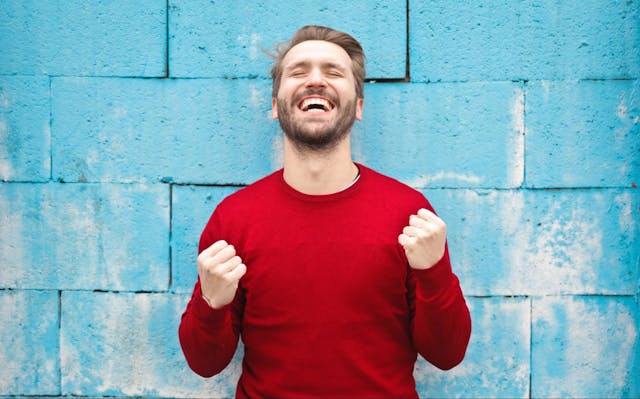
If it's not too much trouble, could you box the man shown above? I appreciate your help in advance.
[179,25,471,398]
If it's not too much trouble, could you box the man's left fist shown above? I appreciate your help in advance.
[398,208,447,270]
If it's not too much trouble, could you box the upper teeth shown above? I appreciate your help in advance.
[301,98,332,112]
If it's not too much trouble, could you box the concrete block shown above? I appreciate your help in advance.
[532,296,639,398]
[0,0,166,76]
[410,0,639,82]
[354,82,524,188]
[415,297,530,398]
[61,291,242,397]
[171,185,240,293]
[51,77,278,184]
[526,80,639,188]
[0,290,59,395]
[170,0,406,79]
[0,76,50,181]
[423,189,639,296]
[0,183,169,291]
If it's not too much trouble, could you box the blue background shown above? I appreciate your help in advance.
[1,1,638,397]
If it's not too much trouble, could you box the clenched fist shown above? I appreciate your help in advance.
[398,208,447,270]
[197,240,247,309]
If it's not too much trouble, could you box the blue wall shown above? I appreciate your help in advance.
[1,1,638,397]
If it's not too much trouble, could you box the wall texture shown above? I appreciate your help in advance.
[0,1,638,398]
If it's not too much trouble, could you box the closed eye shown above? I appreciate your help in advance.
[288,69,307,78]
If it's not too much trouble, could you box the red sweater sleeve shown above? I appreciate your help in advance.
[178,212,244,377]
[408,243,472,370]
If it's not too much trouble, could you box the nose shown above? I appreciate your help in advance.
[306,67,326,88]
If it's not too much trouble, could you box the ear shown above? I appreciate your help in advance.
[355,98,364,121]
[271,98,279,120]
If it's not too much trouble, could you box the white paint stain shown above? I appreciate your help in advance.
[0,118,11,180]
[0,160,11,181]
[249,83,264,108]
[50,199,99,287]
[0,189,26,286]
[0,292,25,390]
[112,106,128,119]
[494,191,610,295]
[509,89,525,187]
[96,294,151,395]
[540,80,551,101]
[0,292,57,391]
[617,99,629,121]
[614,192,635,241]
[60,320,93,392]
[86,149,99,168]
[64,294,235,397]
[615,89,640,142]
[0,89,10,108]
[536,298,638,397]
[237,33,262,61]
[408,171,482,188]
[413,298,530,397]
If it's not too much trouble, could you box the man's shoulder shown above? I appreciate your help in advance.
[217,169,283,209]
[361,164,424,197]
[359,164,436,214]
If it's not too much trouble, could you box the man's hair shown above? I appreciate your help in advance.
[270,25,366,99]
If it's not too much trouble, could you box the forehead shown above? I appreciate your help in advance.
[282,40,352,69]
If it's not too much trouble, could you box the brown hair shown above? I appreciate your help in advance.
[270,25,366,99]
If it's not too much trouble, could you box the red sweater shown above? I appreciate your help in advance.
[179,164,471,398]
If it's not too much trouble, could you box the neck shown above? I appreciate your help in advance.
[283,135,358,195]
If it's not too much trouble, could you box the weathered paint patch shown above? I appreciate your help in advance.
[0,290,59,395]
[410,0,639,81]
[532,296,640,398]
[526,80,639,187]
[0,0,166,76]
[354,82,523,188]
[0,183,169,291]
[51,77,277,184]
[61,291,241,397]
[423,189,639,295]
[169,0,406,78]
[0,76,51,181]
[415,297,530,398]
[509,88,525,187]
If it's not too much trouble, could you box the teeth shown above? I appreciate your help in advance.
[300,98,332,112]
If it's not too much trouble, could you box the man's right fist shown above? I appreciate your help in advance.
[197,240,247,309]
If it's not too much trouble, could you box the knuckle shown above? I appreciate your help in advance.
[196,252,206,264]
[197,258,210,272]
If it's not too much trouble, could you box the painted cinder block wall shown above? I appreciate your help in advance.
[0,1,638,397]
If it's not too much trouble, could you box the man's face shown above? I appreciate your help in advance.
[272,40,364,152]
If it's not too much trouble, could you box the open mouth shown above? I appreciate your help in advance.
[297,97,335,113]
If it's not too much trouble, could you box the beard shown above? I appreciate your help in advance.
[276,90,358,153]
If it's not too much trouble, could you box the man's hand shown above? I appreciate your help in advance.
[398,208,447,270]
[197,240,247,309]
